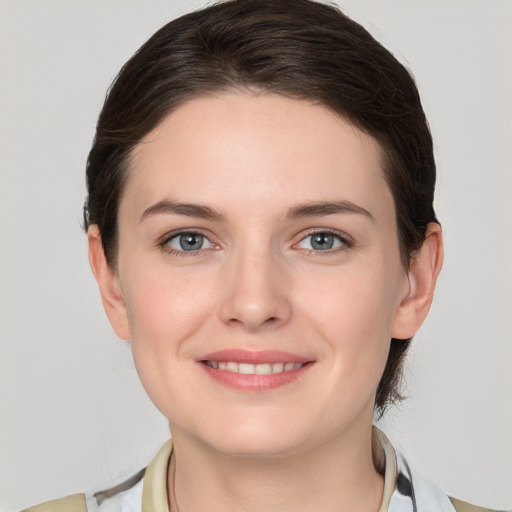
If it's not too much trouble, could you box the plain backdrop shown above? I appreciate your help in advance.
[1,1,511,510]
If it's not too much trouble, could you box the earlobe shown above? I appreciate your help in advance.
[391,223,444,340]
[87,226,131,341]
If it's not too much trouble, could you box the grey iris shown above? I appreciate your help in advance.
[311,233,334,250]
[179,233,204,251]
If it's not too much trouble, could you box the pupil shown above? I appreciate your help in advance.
[179,233,203,251]
[312,233,333,250]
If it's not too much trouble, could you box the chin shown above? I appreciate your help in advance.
[184,412,323,459]
[209,433,306,459]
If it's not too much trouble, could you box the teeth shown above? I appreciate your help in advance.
[239,363,255,374]
[205,361,305,374]
[255,363,272,374]
[226,362,238,372]
[271,363,284,373]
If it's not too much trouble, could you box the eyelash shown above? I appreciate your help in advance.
[158,229,217,257]
[293,229,353,255]
[158,228,353,257]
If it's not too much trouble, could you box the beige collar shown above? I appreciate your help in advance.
[375,428,398,512]
[141,427,398,512]
[141,438,173,511]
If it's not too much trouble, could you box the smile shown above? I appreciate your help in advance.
[204,361,305,374]
[199,349,313,391]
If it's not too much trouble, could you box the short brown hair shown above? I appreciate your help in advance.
[84,0,438,414]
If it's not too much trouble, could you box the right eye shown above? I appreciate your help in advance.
[165,232,214,253]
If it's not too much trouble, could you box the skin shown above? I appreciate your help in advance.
[89,92,443,512]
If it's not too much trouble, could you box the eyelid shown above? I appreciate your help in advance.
[156,227,352,255]
[292,228,354,252]
[158,228,219,255]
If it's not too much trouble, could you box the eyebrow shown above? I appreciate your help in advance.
[286,200,374,222]
[139,199,374,223]
[139,200,224,223]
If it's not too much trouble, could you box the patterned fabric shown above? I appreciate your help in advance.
[83,428,455,512]
[26,428,506,512]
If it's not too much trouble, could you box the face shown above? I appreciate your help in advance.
[101,93,417,457]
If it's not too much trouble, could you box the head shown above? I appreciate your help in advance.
[84,0,440,420]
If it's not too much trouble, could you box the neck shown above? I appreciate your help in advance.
[168,424,384,512]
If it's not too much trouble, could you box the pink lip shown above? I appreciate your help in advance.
[197,349,315,391]
[199,349,311,364]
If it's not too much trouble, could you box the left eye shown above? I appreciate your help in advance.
[296,232,346,251]
[166,232,214,252]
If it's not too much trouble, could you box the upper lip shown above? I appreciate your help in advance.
[199,349,312,364]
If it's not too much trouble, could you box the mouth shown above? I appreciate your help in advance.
[202,360,307,374]
[198,350,314,391]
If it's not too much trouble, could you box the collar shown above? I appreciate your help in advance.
[140,428,423,512]
[141,438,173,511]
[376,428,399,512]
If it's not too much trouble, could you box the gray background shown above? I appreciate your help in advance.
[1,1,511,510]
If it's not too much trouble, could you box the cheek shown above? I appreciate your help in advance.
[296,260,402,373]
[123,266,219,346]
[300,260,399,332]
[121,265,220,416]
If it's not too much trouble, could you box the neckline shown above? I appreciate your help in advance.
[142,427,398,512]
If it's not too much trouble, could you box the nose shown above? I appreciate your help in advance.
[218,248,292,332]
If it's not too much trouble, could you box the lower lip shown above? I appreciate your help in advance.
[199,362,313,391]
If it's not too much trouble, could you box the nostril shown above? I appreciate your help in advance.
[220,292,293,331]
[227,315,279,329]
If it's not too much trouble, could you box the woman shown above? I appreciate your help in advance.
[19,1,507,511]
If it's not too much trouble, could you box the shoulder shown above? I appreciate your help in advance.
[19,441,171,512]
[378,429,509,512]
[21,493,87,512]
[449,496,511,512]
[20,468,145,512]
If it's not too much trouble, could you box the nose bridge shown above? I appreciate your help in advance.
[219,235,291,331]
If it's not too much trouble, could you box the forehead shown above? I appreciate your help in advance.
[122,92,392,222]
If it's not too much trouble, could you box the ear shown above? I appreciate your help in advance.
[88,225,131,341]
[391,223,444,340]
